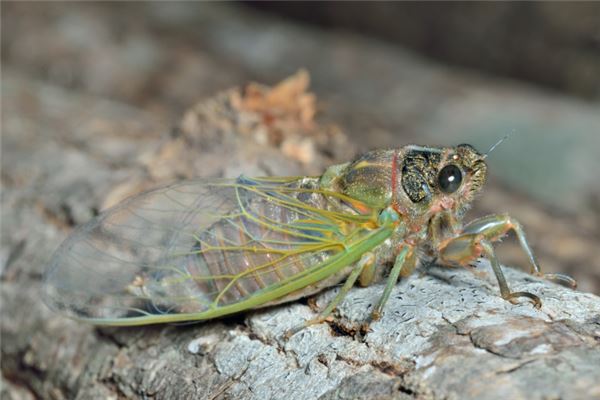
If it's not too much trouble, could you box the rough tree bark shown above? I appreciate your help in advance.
[2,72,599,400]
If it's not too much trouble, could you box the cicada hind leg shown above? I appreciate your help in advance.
[284,252,377,339]
[285,243,418,339]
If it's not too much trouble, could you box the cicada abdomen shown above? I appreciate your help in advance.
[43,176,375,324]
[148,177,346,313]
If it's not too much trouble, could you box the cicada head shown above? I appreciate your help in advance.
[396,144,487,218]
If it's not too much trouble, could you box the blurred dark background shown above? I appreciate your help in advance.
[250,2,600,100]
[2,3,599,296]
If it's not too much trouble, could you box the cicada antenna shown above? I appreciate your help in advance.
[483,129,515,159]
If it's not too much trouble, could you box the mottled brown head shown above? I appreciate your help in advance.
[399,144,487,215]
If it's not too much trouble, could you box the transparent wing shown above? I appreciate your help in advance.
[43,176,386,325]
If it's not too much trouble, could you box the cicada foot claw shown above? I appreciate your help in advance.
[503,291,542,309]
[351,324,370,343]
[283,316,332,339]
[360,321,374,336]
[369,310,382,322]
[282,328,297,340]
[306,297,321,313]
[360,322,371,333]
[538,272,578,289]
[283,324,306,340]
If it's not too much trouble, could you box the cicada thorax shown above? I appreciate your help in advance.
[324,146,446,213]
[322,149,396,210]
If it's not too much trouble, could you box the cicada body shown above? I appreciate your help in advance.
[44,144,574,327]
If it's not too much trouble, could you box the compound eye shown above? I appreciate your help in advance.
[438,164,462,193]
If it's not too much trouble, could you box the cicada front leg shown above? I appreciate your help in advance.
[438,214,577,308]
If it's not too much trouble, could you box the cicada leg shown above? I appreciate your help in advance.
[284,252,376,338]
[369,244,416,322]
[461,214,576,288]
[349,244,416,338]
[438,214,576,308]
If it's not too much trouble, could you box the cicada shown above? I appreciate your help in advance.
[43,144,576,331]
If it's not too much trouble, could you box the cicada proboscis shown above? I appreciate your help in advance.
[43,143,576,334]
